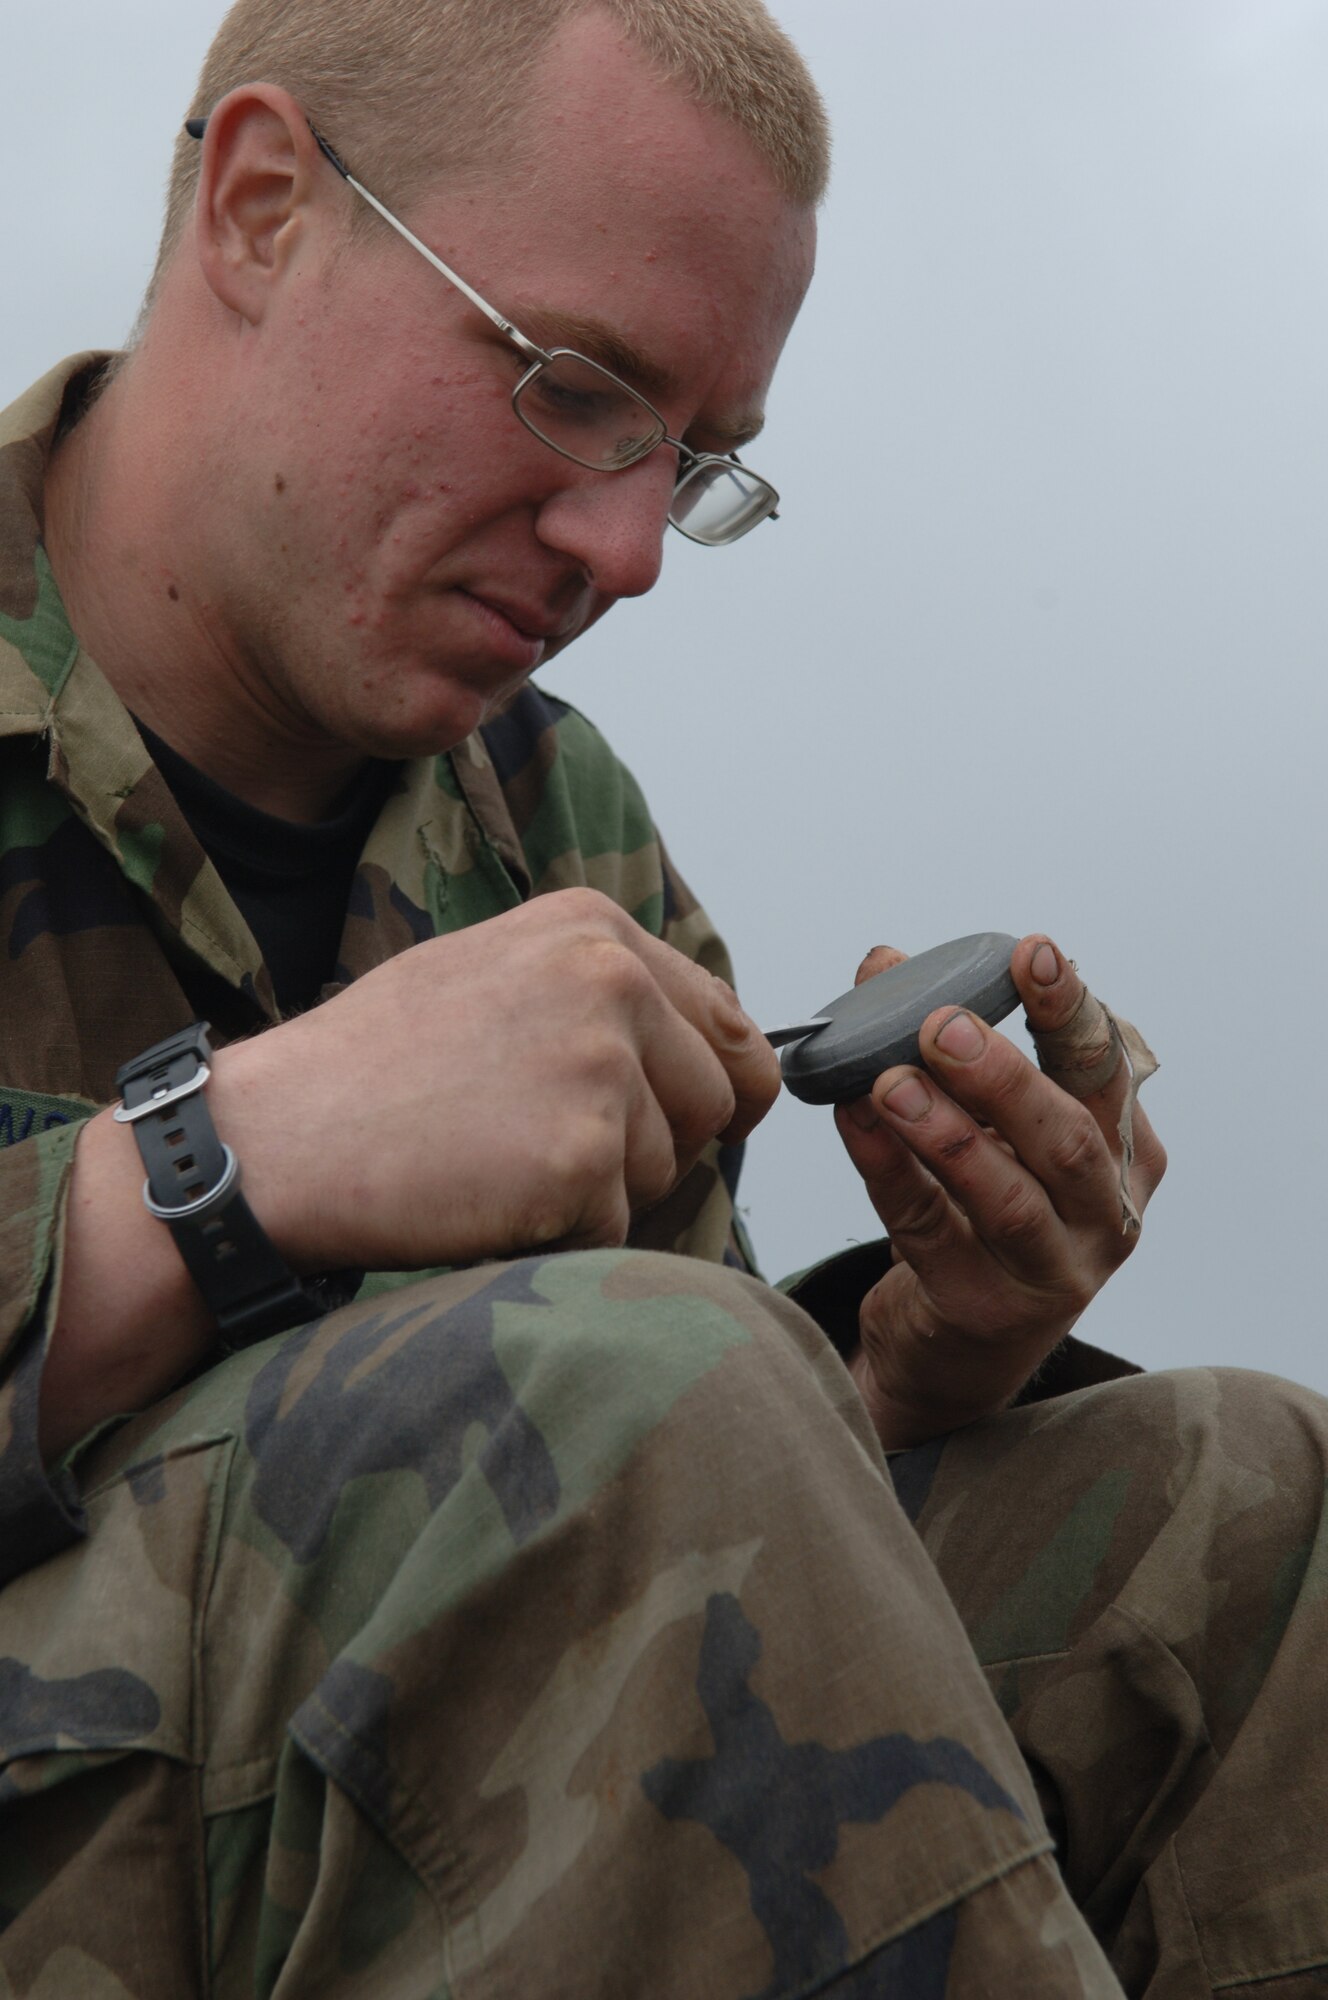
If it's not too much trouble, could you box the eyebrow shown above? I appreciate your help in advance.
[512,304,675,397]
[508,302,767,451]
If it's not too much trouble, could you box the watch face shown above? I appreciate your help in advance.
[781,934,1019,1106]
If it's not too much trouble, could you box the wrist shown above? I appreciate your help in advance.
[114,1024,354,1351]
[204,1039,305,1260]
[206,1030,348,1274]
[854,1317,1061,1449]
[42,1108,216,1458]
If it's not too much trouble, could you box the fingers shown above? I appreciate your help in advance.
[1012,934,1166,1210]
[837,944,910,1138]
[835,968,1150,1278]
[220,887,774,1278]
[854,943,909,987]
[831,931,1165,1446]
[549,917,779,1240]
[625,924,780,1145]
[834,1099,975,1278]
[705,976,783,1145]
[1014,936,1124,1102]
[913,1003,1137,1235]
[550,904,776,1200]
[863,1050,1088,1287]
[552,1082,682,1250]
[508,893,778,1230]
[872,981,1161,1241]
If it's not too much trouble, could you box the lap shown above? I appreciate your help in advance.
[3,1251,1100,1998]
[13,1263,1320,1997]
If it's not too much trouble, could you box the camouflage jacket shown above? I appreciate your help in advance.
[0,359,1134,1594]
[0,356,759,1585]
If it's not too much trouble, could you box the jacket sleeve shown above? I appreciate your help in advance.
[623,831,759,1274]
[0,1121,87,1584]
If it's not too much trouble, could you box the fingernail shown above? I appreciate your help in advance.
[935,1009,984,1060]
[1031,942,1059,986]
[881,1075,930,1121]
[844,1096,880,1132]
[711,980,752,1041]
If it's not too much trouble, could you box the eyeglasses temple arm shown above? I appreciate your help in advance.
[183,115,549,367]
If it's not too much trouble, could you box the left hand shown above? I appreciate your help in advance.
[833,934,1166,1448]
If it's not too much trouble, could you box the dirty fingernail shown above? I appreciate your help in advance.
[844,1096,880,1132]
[935,1009,984,1060]
[882,1076,931,1121]
[1031,942,1059,986]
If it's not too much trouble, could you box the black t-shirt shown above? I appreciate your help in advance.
[135,721,401,1015]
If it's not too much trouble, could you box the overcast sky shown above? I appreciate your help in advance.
[6,0,1327,1389]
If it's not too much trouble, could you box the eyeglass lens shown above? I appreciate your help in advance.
[514,353,666,471]
[669,459,778,545]
[514,353,776,543]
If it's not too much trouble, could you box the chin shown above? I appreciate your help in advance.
[347,677,525,760]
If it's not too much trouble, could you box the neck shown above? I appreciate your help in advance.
[42,353,367,825]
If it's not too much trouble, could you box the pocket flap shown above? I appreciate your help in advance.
[0,1434,233,1769]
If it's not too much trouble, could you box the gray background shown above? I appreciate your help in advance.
[6,0,1326,1385]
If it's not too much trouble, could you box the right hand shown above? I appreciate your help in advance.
[209,887,779,1272]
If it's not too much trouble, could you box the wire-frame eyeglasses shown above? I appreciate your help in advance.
[185,115,781,547]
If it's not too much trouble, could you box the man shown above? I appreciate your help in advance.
[0,2,1324,1994]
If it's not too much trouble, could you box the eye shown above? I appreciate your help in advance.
[524,369,620,430]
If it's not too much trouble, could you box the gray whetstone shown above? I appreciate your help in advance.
[780,932,1020,1106]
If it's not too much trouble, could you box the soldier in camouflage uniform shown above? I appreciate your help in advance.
[1,2,1325,1996]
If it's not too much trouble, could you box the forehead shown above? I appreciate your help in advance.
[405,14,816,417]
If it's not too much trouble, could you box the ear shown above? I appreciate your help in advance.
[193,85,331,324]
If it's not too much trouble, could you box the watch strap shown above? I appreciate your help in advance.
[114,1023,354,1351]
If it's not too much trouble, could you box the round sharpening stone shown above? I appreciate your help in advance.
[780,932,1021,1106]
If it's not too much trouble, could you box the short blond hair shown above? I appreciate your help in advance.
[149,0,828,301]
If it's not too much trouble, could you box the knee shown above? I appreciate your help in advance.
[233,1250,861,1564]
[1048,1367,1328,1666]
[477,1247,866,1466]
[1083,1365,1328,1516]
[1173,1366,1328,1548]
[914,1366,1328,1661]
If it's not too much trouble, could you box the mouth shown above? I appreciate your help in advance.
[456,588,553,672]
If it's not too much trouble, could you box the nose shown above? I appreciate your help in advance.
[533,453,673,601]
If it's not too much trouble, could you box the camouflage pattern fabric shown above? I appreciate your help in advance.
[0,1251,1122,1997]
[5,1256,1326,1994]
[0,358,752,1584]
[897,1365,1328,1996]
[2,358,1324,1993]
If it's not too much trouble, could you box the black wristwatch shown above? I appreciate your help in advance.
[114,1023,358,1352]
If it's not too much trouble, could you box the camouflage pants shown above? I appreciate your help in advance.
[1,1252,1325,1998]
